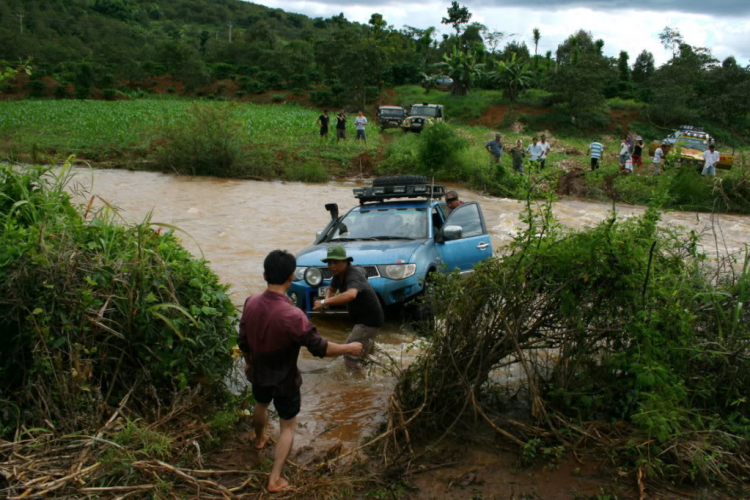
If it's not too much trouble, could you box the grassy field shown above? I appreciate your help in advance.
[0,99,382,175]
[3,97,748,212]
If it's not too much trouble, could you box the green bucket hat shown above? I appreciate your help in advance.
[322,245,353,263]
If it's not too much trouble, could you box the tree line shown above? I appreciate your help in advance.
[1,0,749,135]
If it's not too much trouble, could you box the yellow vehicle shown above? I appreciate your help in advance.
[649,126,734,170]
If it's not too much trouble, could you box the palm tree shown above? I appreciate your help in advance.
[532,28,541,56]
[433,47,484,96]
[490,53,533,102]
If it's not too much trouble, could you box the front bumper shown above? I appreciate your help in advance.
[289,274,424,315]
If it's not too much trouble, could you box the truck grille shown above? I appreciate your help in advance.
[320,266,380,280]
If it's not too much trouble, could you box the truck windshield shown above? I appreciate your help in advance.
[329,208,427,241]
[410,106,438,117]
[677,138,708,151]
[380,109,404,117]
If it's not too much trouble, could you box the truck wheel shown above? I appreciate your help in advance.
[410,272,436,334]
[373,175,428,187]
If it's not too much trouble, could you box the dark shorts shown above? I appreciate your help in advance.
[320,127,328,136]
[356,129,366,140]
[591,158,600,170]
[540,158,546,169]
[336,128,346,139]
[252,385,301,420]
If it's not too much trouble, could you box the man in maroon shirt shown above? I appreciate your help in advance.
[239,250,362,493]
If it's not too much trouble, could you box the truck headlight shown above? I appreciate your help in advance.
[304,267,323,287]
[293,267,307,281]
[378,264,417,280]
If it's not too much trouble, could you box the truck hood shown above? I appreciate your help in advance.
[680,148,705,160]
[296,240,424,266]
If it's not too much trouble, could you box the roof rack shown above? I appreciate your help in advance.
[353,183,446,204]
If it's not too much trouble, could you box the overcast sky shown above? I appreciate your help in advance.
[248,0,750,66]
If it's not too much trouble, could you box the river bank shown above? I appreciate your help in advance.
[3,99,750,215]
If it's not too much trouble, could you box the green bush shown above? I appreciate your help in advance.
[0,165,237,435]
[153,103,244,177]
[416,122,469,176]
[74,85,91,100]
[606,97,646,111]
[101,88,117,100]
[53,84,70,99]
[243,80,266,94]
[271,94,285,103]
[27,80,47,98]
[518,88,555,107]
[310,89,334,107]
[393,203,750,484]
[289,74,309,90]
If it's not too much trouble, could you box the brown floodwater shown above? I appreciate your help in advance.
[70,168,750,452]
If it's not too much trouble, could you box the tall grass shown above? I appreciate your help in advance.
[0,164,237,435]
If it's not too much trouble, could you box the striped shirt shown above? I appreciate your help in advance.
[589,142,604,159]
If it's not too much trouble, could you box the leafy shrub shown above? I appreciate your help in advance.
[257,71,282,88]
[243,80,266,94]
[74,85,90,100]
[289,73,309,90]
[392,203,750,484]
[416,122,469,176]
[518,88,555,107]
[364,86,379,103]
[0,165,237,435]
[153,103,244,177]
[235,90,246,99]
[53,84,69,99]
[166,86,176,94]
[27,80,46,98]
[0,82,15,94]
[606,97,646,111]
[310,89,334,107]
[212,63,236,80]
[101,88,117,100]
[270,94,285,103]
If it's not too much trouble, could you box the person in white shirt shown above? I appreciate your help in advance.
[701,144,720,177]
[539,134,552,169]
[619,136,630,169]
[653,141,666,175]
[355,111,368,144]
[527,137,544,168]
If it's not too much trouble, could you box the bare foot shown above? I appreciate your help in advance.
[268,477,290,493]
[254,433,270,450]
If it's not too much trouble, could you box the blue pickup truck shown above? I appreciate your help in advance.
[288,176,493,314]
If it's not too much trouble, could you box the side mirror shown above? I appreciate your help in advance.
[442,225,462,241]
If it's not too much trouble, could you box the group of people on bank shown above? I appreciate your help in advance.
[485,133,553,174]
[588,135,721,176]
[316,109,369,144]
[484,131,722,177]
[237,246,382,492]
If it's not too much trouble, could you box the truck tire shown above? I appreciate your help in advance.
[373,175,427,187]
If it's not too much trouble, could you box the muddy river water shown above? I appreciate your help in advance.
[72,168,750,453]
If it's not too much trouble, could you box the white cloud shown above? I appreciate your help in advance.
[250,0,750,65]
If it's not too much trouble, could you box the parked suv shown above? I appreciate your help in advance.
[377,105,406,131]
[648,125,734,170]
[289,176,493,315]
[401,103,445,133]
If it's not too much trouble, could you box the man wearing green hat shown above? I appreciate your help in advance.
[313,246,384,369]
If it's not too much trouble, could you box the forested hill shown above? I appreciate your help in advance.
[0,0,424,101]
[2,0,750,137]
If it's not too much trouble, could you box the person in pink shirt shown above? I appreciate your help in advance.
[238,250,362,492]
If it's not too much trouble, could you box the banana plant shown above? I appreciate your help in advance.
[433,47,484,95]
[490,52,533,101]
